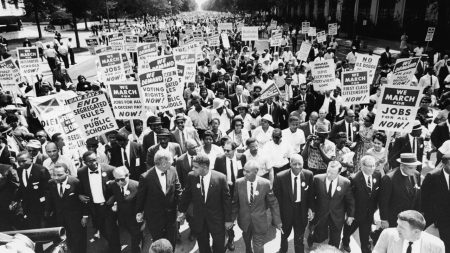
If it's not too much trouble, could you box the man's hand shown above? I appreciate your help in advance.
[380,220,389,229]
[111,202,117,212]
[308,209,315,221]
[225,222,234,230]
[275,224,283,234]
[81,217,88,227]
[346,217,355,226]
[136,212,144,223]
[78,195,90,203]
[177,212,186,224]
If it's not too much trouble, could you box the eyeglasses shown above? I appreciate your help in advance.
[235,124,243,127]
[84,159,97,164]
[114,177,128,182]
[223,149,233,152]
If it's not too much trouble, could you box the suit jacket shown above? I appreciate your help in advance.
[293,92,316,119]
[273,169,314,227]
[136,167,181,234]
[231,177,281,234]
[16,163,51,216]
[259,102,287,128]
[379,168,421,226]
[379,52,392,67]
[213,154,244,195]
[109,142,145,181]
[77,164,115,209]
[0,163,19,212]
[176,153,192,189]
[146,143,182,169]
[108,179,139,225]
[329,120,360,143]
[142,130,158,155]
[171,127,201,153]
[45,176,85,222]
[421,168,450,228]
[388,134,424,169]
[299,121,315,139]
[349,171,381,222]
[373,228,445,253]
[314,94,336,123]
[312,174,355,229]
[179,170,232,234]
[230,93,251,113]
[431,122,450,150]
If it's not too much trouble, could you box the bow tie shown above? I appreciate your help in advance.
[161,172,167,176]
[89,170,99,174]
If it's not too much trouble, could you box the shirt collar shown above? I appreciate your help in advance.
[155,167,166,176]
[290,170,300,180]
[202,170,212,180]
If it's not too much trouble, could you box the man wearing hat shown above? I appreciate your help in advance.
[301,124,336,175]
[284,75,300,101]
[380,153,422,228]
[422,153,450,252]
[146,128,182,169]
[142,116,163,153]
[388,120,424,170]
[26,140,48,166]
[210,98,234,134]
[171,114,201,153]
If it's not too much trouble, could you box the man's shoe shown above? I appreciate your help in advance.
[341,244,351,252]
[226,241,235,251]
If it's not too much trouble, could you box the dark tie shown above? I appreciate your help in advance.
[89,170,99,174]
[190,156,194,169]
[230,159,235,184]
[293,176,298,201]
[328,180,333,198]
[25,170,29,184]
[347,124,352,142]
[120,186,124,196]
[122,149,130,168]
[59,184,64,198]
[250,182,254,205]
[406,241,413,253]
[367,176,372,190]
[430,75,433,88]
[181,131,186,151]
[406,176,413,194]
[413,137,417,155]
[201,176,205,201]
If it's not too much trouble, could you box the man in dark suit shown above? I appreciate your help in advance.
[214,140,244,251]
[109,133,145,181]
[389,120,424,170]
[136,149,182,248]
[45,164,87,253]
[314,90,337,123]
[341,155,382,253]
[142,116,163,153]
[299,112,319,140]
[273,154,314,253]
[107,166,142,253]
[329,109,359,146]
[293,83,316,120]
[421,153,450,253]
[146,128,182,169]
[0,162,19,230]
[176,139,198,189]
[431,116,450,151]
[259,97,287,128]
[179,153,233,253]
[78,151,121,253]
[380,153,422,229]
[229,84,251,114]
[231,160,282,253]
[379,46,392,67]
[310,161,355,248]
[26,140,48,166]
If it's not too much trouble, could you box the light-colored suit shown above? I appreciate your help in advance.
[373,228,445,253]
[231,176,281,253]
[171,127,201,153]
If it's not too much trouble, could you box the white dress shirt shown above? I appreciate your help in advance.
[325,178,338,197]
[320,96,331,113]
[246,178,258,202]
[121,142,131,166]
[88,165,106,203]
[291,171,301,202]
[345,122,354,142]
[57,177,69,196]
[22,165,33,187]
[444,170,450,190]
[252,126,273,148]
[155,167,167,194]
[362,172,373,190]
[226,157,239,185]
[262,140,293,168]
[201,170,212,202]
[401,238,421,253]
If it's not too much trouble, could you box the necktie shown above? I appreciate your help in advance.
[230,159,236,184]
[406,241,413,253]
[328,180,333,198]
[190,156,194,169]
[269,104,272,114]
[122,148,130,168]
[201,176,205,202]
[311,124,315,135]
[250,182,254,205]
[293,176,298,202]
[24,169,29,186]
[238,95,241,103]
[367,176,372,190]
[89,170,99,174]
[59,183,64,197]
[430,75,433,88]
[181,131,186,152]
[412,137,417,154]
[120,186,124,196]
[347,123,352,142]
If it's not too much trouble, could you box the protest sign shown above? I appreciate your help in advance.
[341,70,370,105]
[143,36,158,43]
[137,43,158,71]
[121,53,132,75]
[193,31,203,43]
[374,84,423,133]
[174,53,196,64]
[173,42,203,62]
[270,30,282,47]
[218,23,233,32]
[148,55,176,70]
[390,57,420,86]
[308,27,316,37]
[241,26,259,41]
[108,32,124,51]
[181,63,196,83]
[354,53,380,84]
[301,22,310,34]
[66,91,118,138]
[0,58,21,93]
[94,46,113,55]
[425,27,435,42]
[255,40,269,54]
[317,31,326,43]
[208,34,220,47]
[311,59,336,91]
[139,70,168,107]
[328,23,338,36]
[221,33,230,48]
[85,37,99,55]
[159,31,168,45]
[108,83,144,119]
[97,52,125,83]
[157,68,186,111]
[296,42,312,62]
[16,47,40,77]
[254,82,281,102]
[125,35,139,52]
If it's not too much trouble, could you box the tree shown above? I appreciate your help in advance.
[61,0,91,48]
[17,0,57,39]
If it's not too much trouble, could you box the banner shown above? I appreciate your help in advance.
[139,70,168,106]
[255,40,269,54]
[270,30,282,47]
[341,70,370,105]
[0,58,21,93]
[301,22,310,34]
[374,84,423,133]
[354,53,380,84]
[241,26,259,41]
[94,46,113,55]
[148,55,176,71]
[221,33,230,48]
[328,23,338,36]
[108,83,144,119]
[317,31,326,43]
[137,43,158,72]
[174,53,196,64]
[66,91,118,138]
[125,35,139,52]
[308,27,316,37]
[218,23,233,32]
[255,82,281,102]
[97,52,125,83]
[297,42,312,62]
[108,32,124,51]
[425,27,435,42]
[311,59,336,91]
[16,47,40,77]
[390,57,420,86]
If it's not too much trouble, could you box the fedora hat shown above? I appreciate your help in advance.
[157,128,172,136]
[235,102,249,111]
[396,153,422,166]
[412,120,422,131]
[212,98,224,110]
[174,113,187,122]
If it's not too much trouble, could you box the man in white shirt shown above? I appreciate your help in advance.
[282,116,306,154]
[43,142,77,176]
[418,67,440,93]
[262,128,293,177]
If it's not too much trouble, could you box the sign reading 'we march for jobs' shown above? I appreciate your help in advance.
[341,70,370,106]
[97,52,125,83]
[108,83,144,119]
[374,84,423,133]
